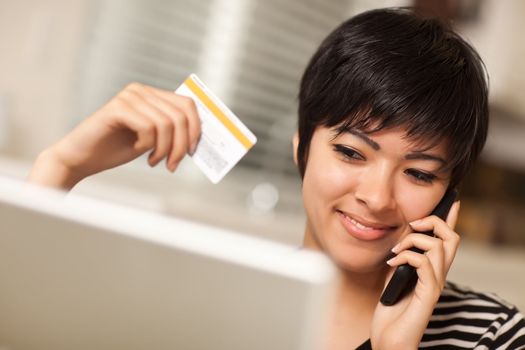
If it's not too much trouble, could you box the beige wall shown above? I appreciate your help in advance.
[0,0,90,158]
[465,0,525,117]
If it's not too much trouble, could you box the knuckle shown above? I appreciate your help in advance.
[142,121,156,135]
[428,215,441,224]
[110,96,127,109]
[117,88,130,99]
[172,110,188,127]
[135,136,151,152]
[171,109,184,120]
[182,96,196,109]
[398,251,411,261]
[418,253,431,266]
[157,116,173,131]
[118,87,140,103]
[112,100,137,118]
[126,82,143,91]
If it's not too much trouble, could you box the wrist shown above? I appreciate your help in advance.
[371,336,419,350]
[27,147,84,191]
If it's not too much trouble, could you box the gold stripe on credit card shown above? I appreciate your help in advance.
[184,77,254,150]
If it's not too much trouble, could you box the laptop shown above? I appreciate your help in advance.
[0,175,337,350]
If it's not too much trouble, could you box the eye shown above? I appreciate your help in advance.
[333,144,365,161]
[405,169,437,184]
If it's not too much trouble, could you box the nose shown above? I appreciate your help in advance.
[354,162,396,213]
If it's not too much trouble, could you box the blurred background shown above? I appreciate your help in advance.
[0,0,524,309]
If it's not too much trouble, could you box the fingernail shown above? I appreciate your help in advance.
[384,251,396,261]
[190,141,198,155]
[386,257,395,266]
[148,152,157,166]
[409,219,422,226]
[391,243,401,254]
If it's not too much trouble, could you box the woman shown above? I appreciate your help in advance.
[28,8,525,350]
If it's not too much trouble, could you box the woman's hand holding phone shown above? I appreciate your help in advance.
[28,83,201,190]
[370,201,461,350]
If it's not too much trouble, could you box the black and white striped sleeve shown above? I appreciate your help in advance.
[489,306,525,349]
[419,282,525,349]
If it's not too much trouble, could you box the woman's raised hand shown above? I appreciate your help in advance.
[370,201,461,350]
[28,83,201,190]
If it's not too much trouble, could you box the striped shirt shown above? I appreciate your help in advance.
[357,282,525,349]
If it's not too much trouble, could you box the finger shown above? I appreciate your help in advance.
[171,95,201,153]
[392,233,444,254]
[128,87,188,169]
[112,98,156,154]
[167,109,189,172]
[446,200,461,229]
[147,87,202,153]
[387,250,441,299]
[409,216,458,244]
[112,105,156,153]
[145,113,173,167]
[409,216,460,273]
[141,87,201,159]
[123,89,174,166]
[392,233,445,283]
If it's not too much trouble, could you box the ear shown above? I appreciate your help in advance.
[292,131,299,165]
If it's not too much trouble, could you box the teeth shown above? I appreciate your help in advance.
[338,210,389,230]
[350,217,373,230]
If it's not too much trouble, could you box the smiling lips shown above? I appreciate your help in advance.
[336,210,397,241]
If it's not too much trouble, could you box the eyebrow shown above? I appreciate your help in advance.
[345,129,380,150]
[405,152,446,165]
[340,128,446,165]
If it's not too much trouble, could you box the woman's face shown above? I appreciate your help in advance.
[298,125,451,273]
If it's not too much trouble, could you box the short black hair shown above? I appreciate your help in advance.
[297,7,489,189]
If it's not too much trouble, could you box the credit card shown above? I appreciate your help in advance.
[175,74,257,184]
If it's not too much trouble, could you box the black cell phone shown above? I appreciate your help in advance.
[379,188,458,306]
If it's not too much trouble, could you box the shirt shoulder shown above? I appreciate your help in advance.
[420,281,525,349]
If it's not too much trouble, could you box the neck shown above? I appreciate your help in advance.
[301,225,387,314]
[302,225,387,306]
[325,259,389,348]
[302,224,389,347]
[335,267,387,312]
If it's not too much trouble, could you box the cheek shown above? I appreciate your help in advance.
[302,154,354,209]
[397,188,447,222]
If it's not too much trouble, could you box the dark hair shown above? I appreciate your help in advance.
[297,7,489,189]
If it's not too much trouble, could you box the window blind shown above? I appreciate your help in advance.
[73,0,353,216]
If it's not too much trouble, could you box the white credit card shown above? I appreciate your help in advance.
[175,74,257,184]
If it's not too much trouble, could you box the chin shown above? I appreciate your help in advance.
[325,243,390,274]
